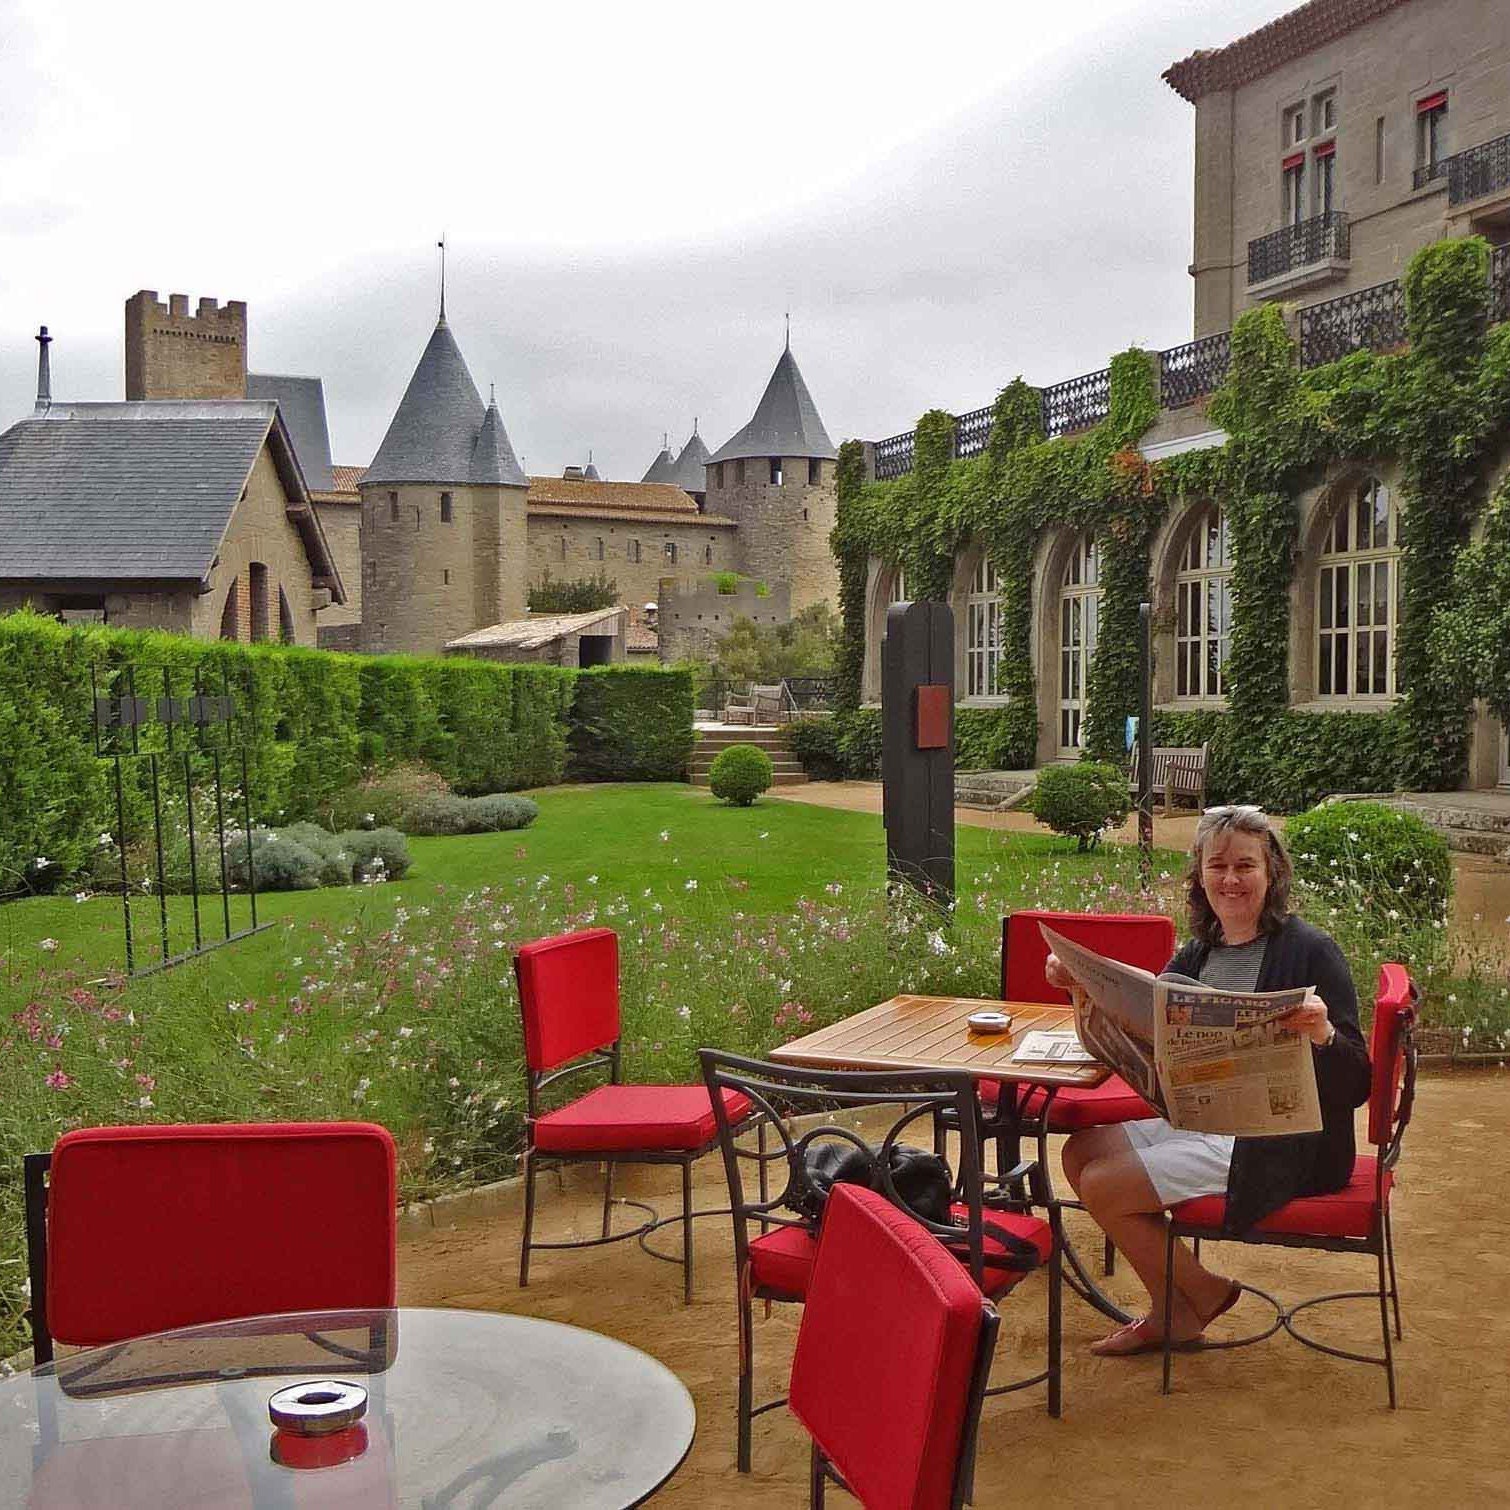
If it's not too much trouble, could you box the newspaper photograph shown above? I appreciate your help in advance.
[1038,924,1322,1138]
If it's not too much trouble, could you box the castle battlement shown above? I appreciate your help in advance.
[125,289,247,400]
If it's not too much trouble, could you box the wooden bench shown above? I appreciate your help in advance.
[724,684,787,725]
[1130,742,1209,813]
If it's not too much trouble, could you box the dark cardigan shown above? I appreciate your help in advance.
[1165,913,1372,1236]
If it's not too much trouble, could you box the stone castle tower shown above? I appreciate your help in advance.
[124,290,248,400]
[358,315,528,656]
[704,340,839,612]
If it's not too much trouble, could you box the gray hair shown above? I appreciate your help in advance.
[1184,805,1293,946]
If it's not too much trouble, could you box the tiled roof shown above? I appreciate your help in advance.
[447,605,626,651]
[709,344,837,464]
[527,477,697,512]
[330,464,366,493]
[527,503,738,527]
[246,373,334,491]
[1164,0,1411,102]
[626,621,659,653]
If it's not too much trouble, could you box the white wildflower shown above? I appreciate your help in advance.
[38,937,59,952]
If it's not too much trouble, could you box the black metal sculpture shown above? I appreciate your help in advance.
[91,662,268,975]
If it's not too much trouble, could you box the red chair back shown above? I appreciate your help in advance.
[44,1122,396,1349]
[514,927,621,1072]
[1002,910,1177,1003]
[789,1183,996,1510]
[1368,963,1417,1150]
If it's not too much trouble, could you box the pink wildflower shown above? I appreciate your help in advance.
[44,1068,74,1091]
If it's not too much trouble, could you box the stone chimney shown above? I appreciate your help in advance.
[34,326,51,413]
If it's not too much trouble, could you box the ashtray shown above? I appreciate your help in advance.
[966,1010,1013,1035]
[268,1380,368,1437]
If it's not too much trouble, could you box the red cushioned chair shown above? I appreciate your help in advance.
[789,1183,1001,1510]
[989,910,1176,1277]
[515,927,752,1303]
[22,1121,397,1364]
[700,1049,1060,1473]
[1160,963,1418,1406]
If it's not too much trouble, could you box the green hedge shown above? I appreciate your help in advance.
[0,611,587,889]
[566,665,695,781]
[788,705,1035,783]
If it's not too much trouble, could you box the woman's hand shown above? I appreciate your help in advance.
[1277,993,1333,1047]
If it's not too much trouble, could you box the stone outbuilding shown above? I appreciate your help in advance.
[446,605,628,666]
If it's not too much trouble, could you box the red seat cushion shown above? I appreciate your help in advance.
[533,1084,751,1154]
[790,1185,988,1510]
[1173,1155,1389,1240]
[1020,1075,1159,1131]
[46,1123,396,1349]
[748,1203,1051,1302]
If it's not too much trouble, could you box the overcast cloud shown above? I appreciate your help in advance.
[1,0,1286,480]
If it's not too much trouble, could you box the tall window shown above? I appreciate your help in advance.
[703,542,713,565]
[1313,90,1336,136]
[735,459,746,486]
[769,458,783,486]
[966,558,1002,699]
[714,463,724,489]
[888,565,907,604]
[1317,478,1400,698]
[664,541,678,563]
[1375,116,1386,184]
[1283,103,1305,149]
[628,539,641,563]
[808,458,821,484]
[249,562,269,643]
[1314,142,1335,215]
[389,491,399,522]
[1058,533,1100,751]
[1175,507,1231,701]
[594,537,605,561]
[1417,92,1448,173]
[1283,156,1306,226]
[559,536,567,561]
[440,491,453,523]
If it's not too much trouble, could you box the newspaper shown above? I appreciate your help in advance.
[1038,924,1323,1138]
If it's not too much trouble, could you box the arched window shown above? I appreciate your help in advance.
[1317,478,1400,698]
[888,565,907,604]
[1175,506,1231,700]
[966,557,1002,698]
[249,562,269,642]
[1058,532,1100,751]
[218,581,239,641]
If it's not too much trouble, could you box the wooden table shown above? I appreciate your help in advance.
[770,995,1110,1087]
[772,994,1132,1324]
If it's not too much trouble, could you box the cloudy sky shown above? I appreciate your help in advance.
[0,0,1287,480]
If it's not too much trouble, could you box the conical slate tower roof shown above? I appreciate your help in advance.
[668,425,710,493]
[641,444,676,484]
[366,318,523,486]
[471,398,528,487]
[583,460,603,481]
[709,344,836,465]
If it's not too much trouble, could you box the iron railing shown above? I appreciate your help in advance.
[1041,368,1111,438]
[1412,159,1449,191]
[1299,278,1408,367]
[873,430,915,481]
[782,676,835,713]
[1159,332,1232,408]
[1247,210,1350,285]
[954,403,994,459]
[1448,131,1510,207]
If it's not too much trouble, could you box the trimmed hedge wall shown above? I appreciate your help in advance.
[566,665,696,781]
[0,612,697,890]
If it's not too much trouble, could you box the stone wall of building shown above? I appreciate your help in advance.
[656,575,791,664]
[525,514,737,609]
[313,500,362,627]
[357,481,527,656]
[191,445,327,646]
[1191,0,1510,337]
[124,291,248,401]
[704,456,838,612]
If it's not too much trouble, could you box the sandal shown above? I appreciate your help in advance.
[1088,1319,1167,1357]
[1196,1279,1243,1332]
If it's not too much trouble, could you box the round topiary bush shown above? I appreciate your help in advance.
[464,793,539,832]
[708,743,773,807]
[280,822,358,887]
[338,827,412,883]
[1028,761,1132,851]
[402,793,475,836]
[1286,800,1452,928]
[225,829,323,891]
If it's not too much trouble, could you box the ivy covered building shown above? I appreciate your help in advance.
[845,0,1510,805]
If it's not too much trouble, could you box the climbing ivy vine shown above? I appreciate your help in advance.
[829,236,1510,805]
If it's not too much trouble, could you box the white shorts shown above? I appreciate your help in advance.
[1123,1118,1234,1207]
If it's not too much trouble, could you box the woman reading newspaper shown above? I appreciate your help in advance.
[1048,805,1372,1357]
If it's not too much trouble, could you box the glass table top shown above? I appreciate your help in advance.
[0,1307,695,1508]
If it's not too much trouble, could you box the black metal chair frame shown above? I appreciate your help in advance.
[519,1039,759,1305]
[699,1049,1062,1474]
[808,1303,1001,1510]
[1160,1003,1417,1407]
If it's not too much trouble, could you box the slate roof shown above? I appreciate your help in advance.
[365,318,526,487]
[709,345,837,464]
[471,400,528,487]
[641,446,676,484]
[1164,0,1410,102]
[583,460,603,481]
[246,373,334,491]
[447,605,626,651]
[0,401,330,593]
[668,427,711,493]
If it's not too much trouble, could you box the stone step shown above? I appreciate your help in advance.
[690,770,808,788]
[1393,800,1510,838]
[693,732,793,749]
[1433,826,1510,860]
[954,769,1037,812]
[691,759,805,775]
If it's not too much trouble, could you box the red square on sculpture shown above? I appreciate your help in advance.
[915,684,951,749]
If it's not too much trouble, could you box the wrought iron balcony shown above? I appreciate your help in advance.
[1447,131,1510,207]
[1041,369,1111,439]
[873,430,915,481]
[1299,279,1407,368]
[1160,332,1232,408]
[1412,159,1449,192]
[1248,211,1350,287]
[954,403,993,460]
